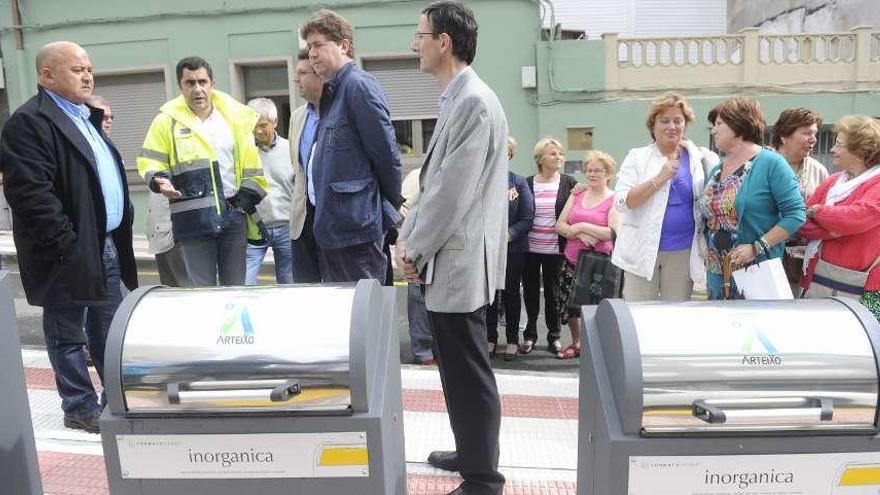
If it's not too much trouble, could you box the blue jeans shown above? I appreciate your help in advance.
[245,224,294,285]
[407,283,433,362]
[180,209,246,286]
[42,236,122,418]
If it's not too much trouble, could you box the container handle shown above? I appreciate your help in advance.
[692,397,833,424]
[168,379,301,405]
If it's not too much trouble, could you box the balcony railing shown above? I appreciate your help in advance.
[603,26,879,92]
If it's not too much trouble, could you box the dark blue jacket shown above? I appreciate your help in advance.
[312,62,404,249]
[507,171,534,254]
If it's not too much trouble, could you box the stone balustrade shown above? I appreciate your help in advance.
[603,26,879,93]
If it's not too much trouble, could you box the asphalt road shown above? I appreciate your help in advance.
[2,256,578,375]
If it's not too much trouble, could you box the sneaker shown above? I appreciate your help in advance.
[63,410,100,434]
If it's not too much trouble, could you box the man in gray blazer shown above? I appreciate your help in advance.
[288,48,323,282]
[396,2,508,493]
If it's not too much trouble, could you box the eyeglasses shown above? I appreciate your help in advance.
[102,114,114,122]
[658,118,685,128]
[584,168,606,176]
[413,31,438,42]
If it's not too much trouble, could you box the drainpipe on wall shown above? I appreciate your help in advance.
[10,0,22,50]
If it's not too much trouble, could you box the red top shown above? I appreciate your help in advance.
[799,172,880,291]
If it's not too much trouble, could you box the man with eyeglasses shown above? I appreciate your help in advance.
[288,48,323,283]
[396,2,508,493]
[85,95,113,136]
[301,9,403,282]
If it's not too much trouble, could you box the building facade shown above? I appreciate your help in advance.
[0,0,877,234]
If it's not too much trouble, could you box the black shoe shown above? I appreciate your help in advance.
[548,340,563,354]
[427,450,459,472]
[63,410,100,434]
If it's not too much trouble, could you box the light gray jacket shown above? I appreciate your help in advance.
[400,67,509,313]
[287,104,309,239]
[146,191,173,255]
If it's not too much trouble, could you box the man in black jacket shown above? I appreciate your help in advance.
[0,41,137,433]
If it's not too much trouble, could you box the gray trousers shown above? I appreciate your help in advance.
[407,283,432,362]
[155,242,189,287]
[179,210,247,287]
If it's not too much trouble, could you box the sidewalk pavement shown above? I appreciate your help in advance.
[22,348,579,495]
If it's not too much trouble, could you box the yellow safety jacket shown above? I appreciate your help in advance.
[137,90,267,241]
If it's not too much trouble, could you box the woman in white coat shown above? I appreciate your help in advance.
[611,92,715,301]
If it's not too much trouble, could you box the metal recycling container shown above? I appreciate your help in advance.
[100,280,405,495]
[577,298,880,495]
[117,284,356,414]
[631,299,879,435]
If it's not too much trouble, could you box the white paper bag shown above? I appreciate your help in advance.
[731,257,794,299]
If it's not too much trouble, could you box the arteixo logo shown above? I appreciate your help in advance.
[740,327,778,354]
[734,320,782,365]
[216,302,255,344]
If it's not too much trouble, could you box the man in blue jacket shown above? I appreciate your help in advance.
[301,9,404,282]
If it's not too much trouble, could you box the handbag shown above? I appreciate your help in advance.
[731,257,793,299]
[804,258,869,299]
[567,250,624,312]
[781,246,803,285]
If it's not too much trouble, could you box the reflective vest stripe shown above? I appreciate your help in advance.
[139,148,169,164]
[173,158,212,175]
[239,180,267,197]
[170,196,216,214]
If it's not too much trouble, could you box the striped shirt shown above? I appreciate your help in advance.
[528,179,560,254]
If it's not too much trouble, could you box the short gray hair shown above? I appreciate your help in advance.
[246,97,277,122]
[86,95,110,108]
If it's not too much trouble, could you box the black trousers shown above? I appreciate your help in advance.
[522,252,562,344]
[292,201,321,283]
[428,304,505,494]
[487,252,526,345]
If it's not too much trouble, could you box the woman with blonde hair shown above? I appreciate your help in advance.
[521,137,577,355]
[555,150,620,359]
[612,92,715,301]
[800,116,880,319]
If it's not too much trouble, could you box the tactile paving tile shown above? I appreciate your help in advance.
[38,451,108,495]
[403,388,579,420]
[403,410,579,471]
[402,367,580,398]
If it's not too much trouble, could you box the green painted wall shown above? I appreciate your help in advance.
[0,0,542,234]
[533,38,880,181]
[2,1,877,234]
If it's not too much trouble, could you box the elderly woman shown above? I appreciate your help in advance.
[800,116,880,319]
[698,97,805,299]
[771,108,829,287]
[522,137,577,355]
[612,92,713,301]
[555,150,620,359]
[486,137,534,361]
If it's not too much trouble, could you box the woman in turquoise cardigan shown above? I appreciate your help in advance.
[698,97,805,299]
